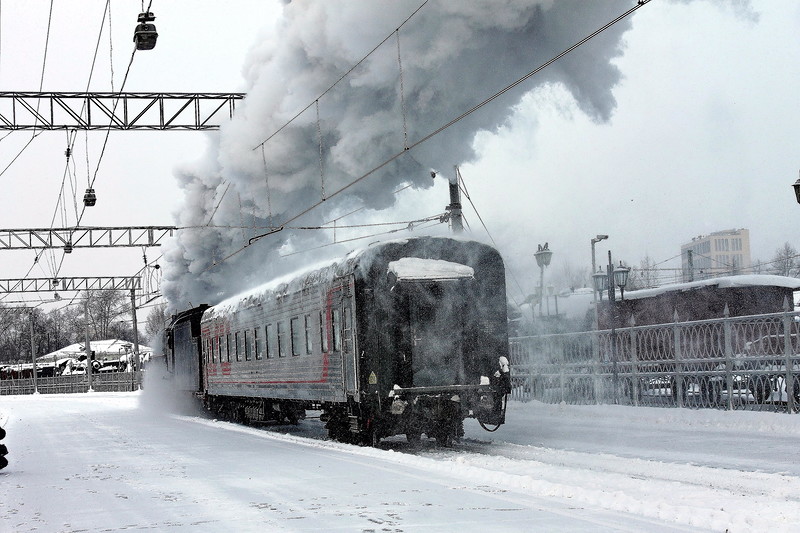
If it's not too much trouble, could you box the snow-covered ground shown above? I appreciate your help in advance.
[1,380,799,532]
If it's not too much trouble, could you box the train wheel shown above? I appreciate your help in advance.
[324,412,352,443]
[406,432,422,445]
[435,432,453,447]
[367,430,379,448]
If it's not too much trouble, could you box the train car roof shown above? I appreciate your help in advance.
[624,274,800,301]
[204,236,496,319]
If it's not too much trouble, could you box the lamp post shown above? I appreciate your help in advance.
[614,261,631,301]
[591,235,608,326]
[592,251,630,403]
[534,243,553,317]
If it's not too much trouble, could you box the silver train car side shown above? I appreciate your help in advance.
[165,236,511,445]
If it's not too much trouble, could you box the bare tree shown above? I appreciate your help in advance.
[84,290,131,340]
[554,261,589,291]
[768,242,800,278]
[145,303,169,343]
[628,255,659,290]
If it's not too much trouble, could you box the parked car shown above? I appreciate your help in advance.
[742,334,800,404]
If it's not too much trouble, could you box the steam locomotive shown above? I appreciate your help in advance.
[165,236,511,445]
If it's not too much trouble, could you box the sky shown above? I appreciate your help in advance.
[0,0,798,313]
[2,387,800,531]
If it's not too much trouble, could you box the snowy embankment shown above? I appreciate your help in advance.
[1,390,799,532]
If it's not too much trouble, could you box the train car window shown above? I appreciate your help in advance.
[235,331,242,362]
[290,317,302,356]
[254,328,262,360]
[265,324,273,358]
[332,308,342,352]
[343,307,353,354]
[304,314,313,355]
[277,322,286,357]
[244,330,251,361]
[226,333,232,362]
[211,336,217,363]
[319,310,328,353]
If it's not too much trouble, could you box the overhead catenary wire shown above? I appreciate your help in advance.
[454,167,525,308]
[252,0,430,152]
[278,218,446,258]
[231,1,651,272]
[0,0,55,181]
[3,2,149,310]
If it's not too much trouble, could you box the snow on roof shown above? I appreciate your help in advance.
[207,236,489,318]
[388,258,473,281]
[40,339,151,360]
[624,274,800,300]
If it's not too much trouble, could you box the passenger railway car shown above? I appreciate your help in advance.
[165,236,511,445]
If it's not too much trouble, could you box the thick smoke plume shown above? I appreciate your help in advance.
[162,0,632,310]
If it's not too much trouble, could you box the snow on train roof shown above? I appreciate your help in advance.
[624,274,800,300]
[205,236,486,318]
[388,258,473,281]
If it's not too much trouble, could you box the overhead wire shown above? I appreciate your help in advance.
[229,1,652,273]
[253,0,430,151]
[0,0,58,306]
[6,1,148,310]
[0,0,55,181]
[32,1,113,290]
[455,167,524,309]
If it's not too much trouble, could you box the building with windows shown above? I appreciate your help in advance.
[681,229,751,281]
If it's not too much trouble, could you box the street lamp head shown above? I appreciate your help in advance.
[793,176,800,205]
[592,234,609,244]
[592,267,608,294]
[613,261,631,289]
[534,242,553,267]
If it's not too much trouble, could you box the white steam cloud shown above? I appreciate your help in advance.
[162,0,632,309]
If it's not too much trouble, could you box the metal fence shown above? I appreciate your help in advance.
[510,308,800,413]
[0,371,143,395]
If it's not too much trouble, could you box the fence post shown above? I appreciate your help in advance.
[592,330,603,404]
[783,297,795,413]
[723,304,733,411]
[630,316,639,407]
[557,337,566,404]
[673,310,684,408]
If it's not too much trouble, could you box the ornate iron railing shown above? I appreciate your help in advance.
[510,308,800,412]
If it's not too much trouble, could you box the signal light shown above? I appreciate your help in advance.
[0,425,7,470]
